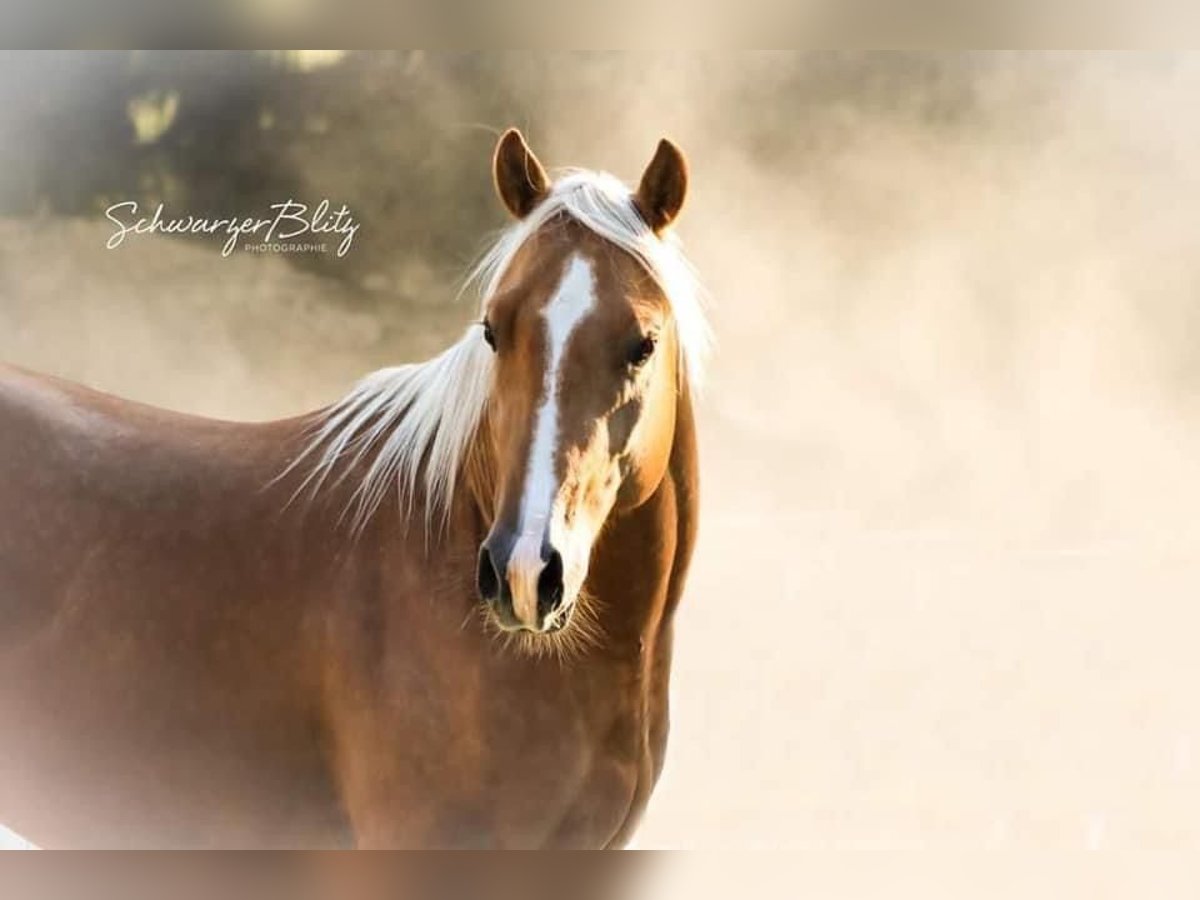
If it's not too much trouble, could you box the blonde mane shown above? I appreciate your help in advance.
[289,169,712,531]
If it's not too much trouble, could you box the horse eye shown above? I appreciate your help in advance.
[628,335,657,368]
[482,321,496,351]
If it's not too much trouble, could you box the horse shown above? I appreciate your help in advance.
[0,129,710,849]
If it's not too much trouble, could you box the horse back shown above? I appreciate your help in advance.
[0,365,349,846]
[0,362,321,628]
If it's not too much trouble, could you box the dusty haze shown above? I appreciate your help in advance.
[2,53,1200,853]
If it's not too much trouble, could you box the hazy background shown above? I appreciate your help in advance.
[2,51,1200,852]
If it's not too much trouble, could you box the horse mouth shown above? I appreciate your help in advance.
[480,598,599,660]
[485,602,573,636]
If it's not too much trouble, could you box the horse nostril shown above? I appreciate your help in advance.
[537,549,565,617]
[477,545,499,601]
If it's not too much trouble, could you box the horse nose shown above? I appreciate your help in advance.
[537,548,565,620]
[476,543,501,603]
[478,533,565,631]
[478,536,525,629]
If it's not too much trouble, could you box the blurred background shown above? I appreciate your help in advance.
[2,51,1200,851]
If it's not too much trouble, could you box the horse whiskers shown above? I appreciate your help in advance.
[475,587,606,664]
[460,603,482,633]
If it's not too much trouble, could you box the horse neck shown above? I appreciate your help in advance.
[550,383,700,656]
[600,379,699,647]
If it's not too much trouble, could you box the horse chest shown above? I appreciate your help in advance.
[551,702,663,847]
[508,692,651,847]
[441,695,651,849]
[329,636,658,848]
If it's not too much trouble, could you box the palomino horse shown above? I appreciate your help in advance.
[0,129,709,848]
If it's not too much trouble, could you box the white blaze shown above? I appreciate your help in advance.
[507,254,596,626]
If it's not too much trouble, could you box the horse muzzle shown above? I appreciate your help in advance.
[477,531,567,633]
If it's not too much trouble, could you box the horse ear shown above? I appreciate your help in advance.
[493,128,550,219]
[634,138,688,233]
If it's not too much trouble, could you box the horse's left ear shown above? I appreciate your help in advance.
[634,138,688,234]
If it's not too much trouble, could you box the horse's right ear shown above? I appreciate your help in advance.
[493,128,550,220]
